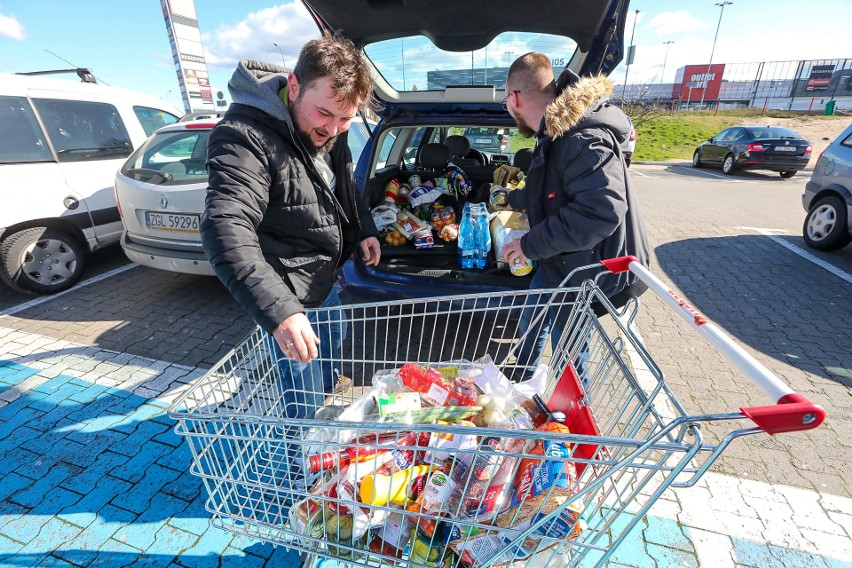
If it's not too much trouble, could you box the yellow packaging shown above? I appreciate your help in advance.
[490,211,533,276]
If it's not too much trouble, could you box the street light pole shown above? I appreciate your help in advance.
[621,9,639,101]
[660,41,674,84]
[273,42,286,68]
[700,2,732,108]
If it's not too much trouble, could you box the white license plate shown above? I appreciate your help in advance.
[145,211,200,233]
[775,146,797,151]
[475,138,491,144]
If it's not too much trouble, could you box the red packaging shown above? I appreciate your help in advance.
[309,430,429,473]
[398,364,478,407]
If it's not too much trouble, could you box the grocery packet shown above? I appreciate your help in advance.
[448,486,585,568]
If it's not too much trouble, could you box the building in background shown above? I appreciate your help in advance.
[161,0,214,113]
[616,57,851,113]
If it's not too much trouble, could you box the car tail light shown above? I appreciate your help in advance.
[747,143,764,152]
[502,134,509,145]
[114,181,123,219]
[805,144,812,155]
[184,122,215,129]
[629,128,636,142]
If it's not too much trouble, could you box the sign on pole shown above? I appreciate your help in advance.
[161,0,214,113]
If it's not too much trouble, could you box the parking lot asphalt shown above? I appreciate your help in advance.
[0,165,850,567]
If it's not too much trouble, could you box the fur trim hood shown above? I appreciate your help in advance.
[544,74,628,143]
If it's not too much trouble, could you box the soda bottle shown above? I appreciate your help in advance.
[458,203,475,269]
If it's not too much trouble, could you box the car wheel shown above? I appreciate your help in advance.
[802,195,851,250]
[722,154,736,175]
[0,227,86,294]
[779,171,796,179]
[624,156,631,168]
[692,150,703,168]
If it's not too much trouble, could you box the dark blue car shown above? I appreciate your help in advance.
[306,0,630,302]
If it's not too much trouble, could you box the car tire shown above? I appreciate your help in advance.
[802,195,851,250]
[692,150,703,168]
[722,154,736,175]
[0,227,86,294]
[779,171,796,179]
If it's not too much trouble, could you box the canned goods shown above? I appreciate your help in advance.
[383,178,401,202]
[408,174,423,187]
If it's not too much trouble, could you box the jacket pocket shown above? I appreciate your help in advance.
[538,250,597,287]
[275,253,335,308]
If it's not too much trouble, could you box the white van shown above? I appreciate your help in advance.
[0,71,181,294]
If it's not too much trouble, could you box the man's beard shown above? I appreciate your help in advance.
[515,115,537,138]
[291,97,339,156]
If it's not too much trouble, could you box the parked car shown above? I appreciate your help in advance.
[621,117,636,167]
[0,71,180,294]
[801,122,852,250]
[114,117,376,275]
[692,125,811,178]
[462,127,509,156]
[300,0,628,302]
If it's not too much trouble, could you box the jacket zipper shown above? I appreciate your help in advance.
[285,121,350,266]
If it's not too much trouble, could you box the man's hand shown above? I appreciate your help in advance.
[360,236,381,266]
[273,313,320,363]
[502,238,529,268]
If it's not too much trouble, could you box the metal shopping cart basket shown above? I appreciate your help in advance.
[168,256,825,568]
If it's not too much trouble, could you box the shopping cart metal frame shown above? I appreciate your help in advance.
[168,256,825,568]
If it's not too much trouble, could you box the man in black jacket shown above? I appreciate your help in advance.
[202,35,380,417]
[499,52,650,374]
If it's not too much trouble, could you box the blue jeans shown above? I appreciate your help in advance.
[514,270,589,382]
[266,284,348,421]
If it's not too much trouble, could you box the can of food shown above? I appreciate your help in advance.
[408,174,422,188]
[510,258,534,276]
[383,178,401,202]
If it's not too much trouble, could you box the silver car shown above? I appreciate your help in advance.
[802,122,852,250]
[114,117,374,275]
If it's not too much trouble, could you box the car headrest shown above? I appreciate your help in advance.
[444,135,471,158]
[514,147,534,171]
[420,143,451,170]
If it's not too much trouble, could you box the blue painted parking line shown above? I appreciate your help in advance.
[0,362,301,567]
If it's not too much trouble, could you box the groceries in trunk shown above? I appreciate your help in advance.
[370,161,532,274]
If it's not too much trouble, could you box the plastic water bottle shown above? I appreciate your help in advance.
[473,203,491,269]
[458,204,475,269]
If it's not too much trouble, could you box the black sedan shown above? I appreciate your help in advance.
[692,125,812,178]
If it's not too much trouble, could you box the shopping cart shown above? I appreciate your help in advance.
[168,256,825,568]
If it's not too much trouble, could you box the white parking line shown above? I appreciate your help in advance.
[0,263,139,318]
[674,165,756,183]
[738,226,852,285]
[630,168,652,178]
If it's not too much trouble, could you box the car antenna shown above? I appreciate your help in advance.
[44,49,110,86]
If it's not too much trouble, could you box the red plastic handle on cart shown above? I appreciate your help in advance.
[602,255,827,435]
[740,393,826,435]
[601,255,639,274]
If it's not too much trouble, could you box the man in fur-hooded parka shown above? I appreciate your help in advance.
[502,53,650,305]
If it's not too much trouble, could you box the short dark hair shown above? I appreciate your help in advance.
[507,52,556,103]
[293,33,376,113]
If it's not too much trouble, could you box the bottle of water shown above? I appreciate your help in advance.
[458,203,475,269]
[473,203,491,269]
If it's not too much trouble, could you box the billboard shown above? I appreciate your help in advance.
[676,64,726,101]
[161,0,214,113]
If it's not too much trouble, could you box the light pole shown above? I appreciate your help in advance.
[700,2,732,108]
[660,41,674,84]
[504,51,514,68]
[621,9,639,101]
[273,42,286,68]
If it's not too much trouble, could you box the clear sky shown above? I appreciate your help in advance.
[1,1,850,112]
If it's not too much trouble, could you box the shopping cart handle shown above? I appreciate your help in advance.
[604,256,826,435]
[741,394,826,435]
[601,256,640,274]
